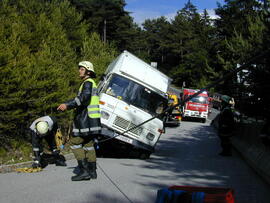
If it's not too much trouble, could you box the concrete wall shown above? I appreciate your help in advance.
[212,116,270,185]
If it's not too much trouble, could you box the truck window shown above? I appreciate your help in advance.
[102,74,167,116]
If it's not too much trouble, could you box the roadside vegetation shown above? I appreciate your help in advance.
[0,0,269,164]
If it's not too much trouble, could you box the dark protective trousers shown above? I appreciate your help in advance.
[69,136,96,162]
[218,133,232,154]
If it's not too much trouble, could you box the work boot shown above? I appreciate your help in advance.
[73,160,83,175]
[71,159,91,181]
[88,162,97,179]
[52,151,67,166]
[55,158,67,166]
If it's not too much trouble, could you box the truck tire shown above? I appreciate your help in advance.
[139,151,151,159]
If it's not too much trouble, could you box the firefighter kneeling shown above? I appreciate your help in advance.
[29,115,67,168]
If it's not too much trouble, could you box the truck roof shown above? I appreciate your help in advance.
[105,50,172,94]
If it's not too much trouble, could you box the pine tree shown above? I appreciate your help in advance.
[142,16,172,70]
[167,2,216,88]
[69,0,136,51]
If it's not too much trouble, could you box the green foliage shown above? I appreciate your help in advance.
[0,147,8,164]
[214,0,269,117]
[164,2,217,88]
[0,0,117,148]
[70,0,136,51]
[142,17,172,68]
[80,33,117,80]
[0,147,7,158]
[0,139,32,164]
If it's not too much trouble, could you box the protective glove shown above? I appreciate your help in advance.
[52,149,60,156]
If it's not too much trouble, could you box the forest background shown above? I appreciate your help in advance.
[0,0,269,163]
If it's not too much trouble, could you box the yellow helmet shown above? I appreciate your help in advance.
[78,61,94,73]
[36,121,49,135]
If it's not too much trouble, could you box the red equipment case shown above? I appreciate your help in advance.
[169,185,235,203]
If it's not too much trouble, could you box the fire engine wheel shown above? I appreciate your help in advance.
[201,118,206,123]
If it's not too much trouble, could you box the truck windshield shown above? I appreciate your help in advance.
[103,74,167,115]
[189,96,208,104]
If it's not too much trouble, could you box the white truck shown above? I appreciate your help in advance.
[98,50,171,158]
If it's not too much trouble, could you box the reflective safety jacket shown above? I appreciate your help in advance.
[65,77,101,136]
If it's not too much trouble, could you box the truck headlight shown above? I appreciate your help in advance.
[101,111,110,120]
[146,133,155,141]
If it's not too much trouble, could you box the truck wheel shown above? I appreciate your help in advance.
[139,151,151,159]
[202,118,206,123]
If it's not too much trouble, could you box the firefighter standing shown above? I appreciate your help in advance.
[57,61,101,181]
[29,115,67,168]
[218,95,235,156]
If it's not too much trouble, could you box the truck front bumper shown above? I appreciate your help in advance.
[100,127,155,152]
[184,111,208,118]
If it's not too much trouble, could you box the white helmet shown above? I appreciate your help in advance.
[78,61,95,73]
[36,121,49,135]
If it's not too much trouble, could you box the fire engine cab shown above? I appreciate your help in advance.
[181,89,209,123]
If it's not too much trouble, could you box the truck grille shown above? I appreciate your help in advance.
[113,116,143,136]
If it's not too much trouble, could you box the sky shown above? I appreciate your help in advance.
[125,0,225,25]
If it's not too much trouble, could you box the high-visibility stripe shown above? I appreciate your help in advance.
[75,97,81,106]
[87,110,100,114]
[70,144,82,149]
[73,128,89,133]
[33,148,40,151]
[87,105,100,108]
[80,128,89,133]
[90,127,101,131]
[73,127,101,133]
[83,146,95,151]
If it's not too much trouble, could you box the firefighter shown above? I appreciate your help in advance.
[57,61,101,181]
[218,95,235,156]
[29,115,67,168]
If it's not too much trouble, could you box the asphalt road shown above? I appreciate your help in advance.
[1,116,270,203]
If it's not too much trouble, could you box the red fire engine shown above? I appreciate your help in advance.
[181,89,209,123]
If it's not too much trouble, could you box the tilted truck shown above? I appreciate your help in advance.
[181,88,209,123]
[98,50,171,158]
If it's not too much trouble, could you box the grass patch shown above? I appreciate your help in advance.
[0,139,33,165]
[0,137,72,165]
